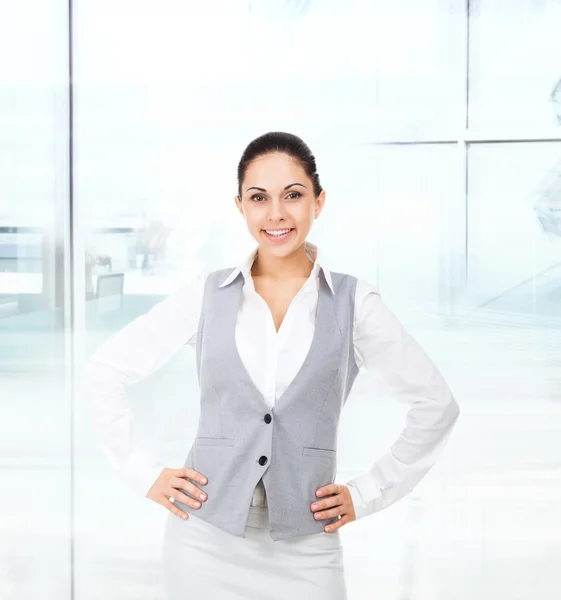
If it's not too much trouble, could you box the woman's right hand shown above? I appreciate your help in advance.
[146,467,208,520]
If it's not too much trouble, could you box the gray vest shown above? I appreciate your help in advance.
[174,266,360,541]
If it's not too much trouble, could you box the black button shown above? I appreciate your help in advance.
[264,413,272,424]
[258,456,268,466]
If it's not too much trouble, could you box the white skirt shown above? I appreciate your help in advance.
[162,503,347,599]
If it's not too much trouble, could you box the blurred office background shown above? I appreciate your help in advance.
[1,0,561,598]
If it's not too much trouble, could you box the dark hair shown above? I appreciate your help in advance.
[236,131,323,200]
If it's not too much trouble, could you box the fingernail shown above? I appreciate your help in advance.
[201,477,207,484]
[317,490,323,496]
[312,504,318,510]
[199,494,206,500]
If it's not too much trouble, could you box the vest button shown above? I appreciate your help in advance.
[258,456,268,466]
[264,413,272,424]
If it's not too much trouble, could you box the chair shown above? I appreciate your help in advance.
[96,272,124,313]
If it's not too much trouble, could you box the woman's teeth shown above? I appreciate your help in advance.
[263,228,294,240]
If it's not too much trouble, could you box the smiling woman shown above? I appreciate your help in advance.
[157,132,356,599]
[158,132,459,598]
[85,130,459,600]
[233,131,326,274]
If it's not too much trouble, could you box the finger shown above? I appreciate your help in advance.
[313,505,344,521]
[174,468,207,485]
[311,495,341,512]
[169,488,202,510]
[173,467,207,485]
[316,483,341,498]
[161,497,189,520]
[172,476,208,503]
[325,515,350,533]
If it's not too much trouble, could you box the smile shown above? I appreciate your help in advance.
[262,228,294,241]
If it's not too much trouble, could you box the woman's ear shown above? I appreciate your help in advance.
[315,189,326,218]
[234,195,245,217]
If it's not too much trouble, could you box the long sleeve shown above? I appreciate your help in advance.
[82,269,206,498]
[345,282,460,521]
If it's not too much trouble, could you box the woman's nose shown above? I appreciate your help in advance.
[266,199,287,220]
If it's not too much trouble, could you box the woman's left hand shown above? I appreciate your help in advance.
[310,483,356,533]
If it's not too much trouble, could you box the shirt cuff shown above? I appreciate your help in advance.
[346,473,383,520]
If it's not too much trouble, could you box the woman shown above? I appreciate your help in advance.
[84,131,460,599]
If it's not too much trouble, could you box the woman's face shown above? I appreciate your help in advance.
[235,152,325,257]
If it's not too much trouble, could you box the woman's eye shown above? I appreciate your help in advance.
[250,192,301,202]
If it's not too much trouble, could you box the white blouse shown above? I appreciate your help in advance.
[83,241,460,521]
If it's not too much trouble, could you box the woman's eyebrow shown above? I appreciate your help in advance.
[245,183,307,192]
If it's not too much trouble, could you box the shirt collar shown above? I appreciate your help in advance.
[218,240,335,294]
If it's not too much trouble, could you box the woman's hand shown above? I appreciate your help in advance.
[146,467,208,520]
[310,483,356,533]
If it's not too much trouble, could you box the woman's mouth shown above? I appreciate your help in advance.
[262,228,294,242]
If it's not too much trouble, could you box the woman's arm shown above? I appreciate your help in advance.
[82,269,207,498]
[345,280,460,520]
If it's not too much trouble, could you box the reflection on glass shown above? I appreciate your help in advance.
[531,156,561,240]
[467,143,561,312]
[551,75,561,125]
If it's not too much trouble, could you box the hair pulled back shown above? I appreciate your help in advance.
[237,132,323,199]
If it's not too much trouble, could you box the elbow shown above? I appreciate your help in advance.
[449,394,461,423]
[452,392,460,414]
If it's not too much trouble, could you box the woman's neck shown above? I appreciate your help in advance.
[251,245,314,282]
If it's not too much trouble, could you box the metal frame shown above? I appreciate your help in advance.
[370,0,561,317]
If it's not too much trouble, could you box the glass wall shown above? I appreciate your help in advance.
[1,1,560,598]
[0,0,72,597]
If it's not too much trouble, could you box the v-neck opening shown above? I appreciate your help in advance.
[250,268,315,339]
[230,269,330,413]
[259,283,304,339]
